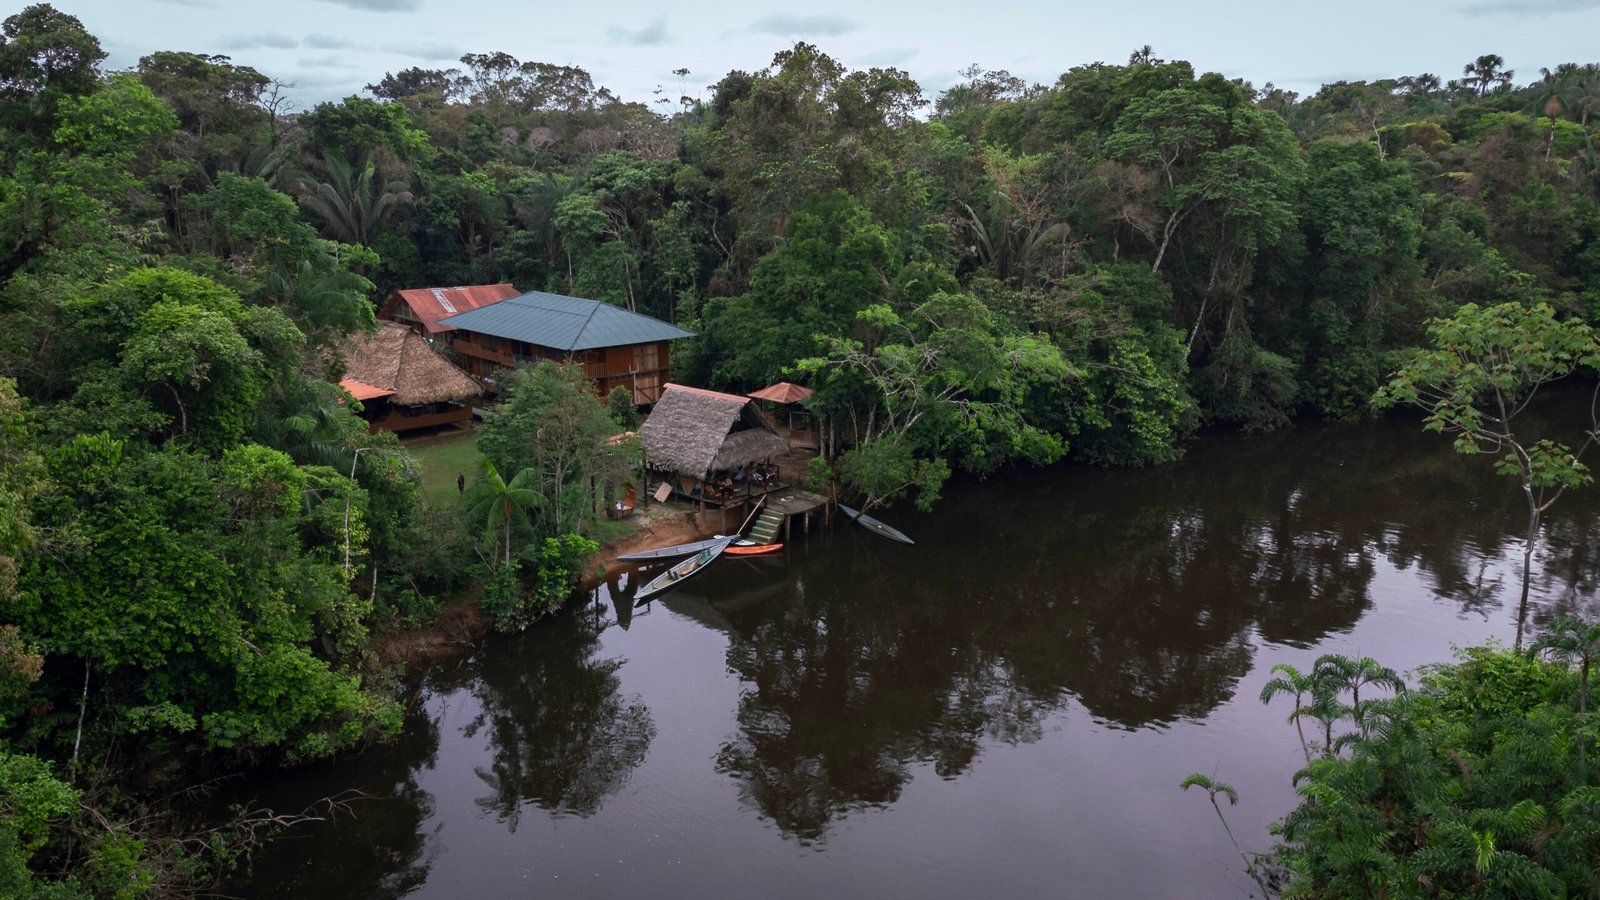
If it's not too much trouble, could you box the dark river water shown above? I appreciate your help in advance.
[237,402,1600,898]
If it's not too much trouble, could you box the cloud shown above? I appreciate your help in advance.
[384,42,465,61]
[749,14,857,37]
[608,17,670,47]
[222,34,300,50]
[857,47,918,67]
[306,0,423,10]
[304,34,357,50]
[298,55,361,70]
[1460,0,1600,13]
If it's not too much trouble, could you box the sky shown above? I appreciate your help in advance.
[48,0,1600,113]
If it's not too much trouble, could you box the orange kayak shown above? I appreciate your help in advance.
[724,542,782,556]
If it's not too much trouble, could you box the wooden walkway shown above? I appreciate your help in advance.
[748,489,829,543]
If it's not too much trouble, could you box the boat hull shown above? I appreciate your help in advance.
[634,538,733,603]
[837,503,915,545]
[725,542,782,556]
[617,536,730,562]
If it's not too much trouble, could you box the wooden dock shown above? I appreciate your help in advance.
[747,490,829,544]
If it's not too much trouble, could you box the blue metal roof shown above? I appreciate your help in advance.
[436,290,696,351]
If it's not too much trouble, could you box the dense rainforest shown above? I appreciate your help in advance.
[3,2,1600,893]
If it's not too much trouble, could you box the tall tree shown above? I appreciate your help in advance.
[0,4,105,136]
[1375,302,1600,647]
[1462,53,1514,98]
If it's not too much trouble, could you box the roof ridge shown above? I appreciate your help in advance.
[569,297,606,351]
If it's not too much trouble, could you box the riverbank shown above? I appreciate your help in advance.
[580,504,711,589]
[367,502,713,672]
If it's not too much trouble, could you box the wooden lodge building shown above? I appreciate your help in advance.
[638,384,789,507]
[436,290,695,404]
[338,322,482,433]
[377,284,520,337]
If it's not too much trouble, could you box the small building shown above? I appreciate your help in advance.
[638,384,789,506]
[437,290,694,404]
[378,284,521,337]
[338,322,482,432]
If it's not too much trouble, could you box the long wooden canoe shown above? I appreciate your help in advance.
[634,538,733,603]
[617,536,732,562]
[838,503,915,545]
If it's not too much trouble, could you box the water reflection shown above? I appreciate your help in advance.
[234,402,1600,892]
[705,414,1593,839]
[460,606,656,828]
[231,704,442,898]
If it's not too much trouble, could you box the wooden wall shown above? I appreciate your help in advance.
[448,333,672,404]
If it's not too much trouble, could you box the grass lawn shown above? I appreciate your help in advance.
[403,428,482,509]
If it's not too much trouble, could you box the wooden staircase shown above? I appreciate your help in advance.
[746,507,786,544]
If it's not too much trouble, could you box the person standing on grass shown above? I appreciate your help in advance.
[457,471,465,494]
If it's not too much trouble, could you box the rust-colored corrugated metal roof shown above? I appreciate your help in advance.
[339,378,396,401]
[392,284,520,334]
[748,381,813,403]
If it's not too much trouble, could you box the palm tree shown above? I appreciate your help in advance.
[1128,45,1159,67]
[1315,654,1405,735]
[295,153,413,247]
[1533,616,1600,715]
[1180,773,1272,896]
[1462,54,1513,99]
[1292,686,1350,757]
[256,377,360,469]
[1260,662,1321,764]
[265,258,376,343]
[464,458,543,573]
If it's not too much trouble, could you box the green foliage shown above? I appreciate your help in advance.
[803,455,833,493]
[0,750,80,896]
[526,533,599,622]
[837,437,951,512]
[0,4,105,136]
[299,95,432,165]
[606,385,640,430]
[1375,302,1600,457]
[799,292,1071,499]
[700,190,901,387]
[477,362,627,539]
[1271,645,1600,897]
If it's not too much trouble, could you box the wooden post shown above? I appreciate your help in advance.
[785,515,792,544]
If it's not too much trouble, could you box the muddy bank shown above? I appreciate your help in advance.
[581,507,714,589]
[366,597,485,672]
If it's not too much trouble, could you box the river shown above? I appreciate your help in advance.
[236,402,1600,897]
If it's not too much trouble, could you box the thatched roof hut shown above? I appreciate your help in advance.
[339,322,481,406]
[638,384,787,477]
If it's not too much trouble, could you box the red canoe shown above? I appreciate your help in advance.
[724,542,783,556]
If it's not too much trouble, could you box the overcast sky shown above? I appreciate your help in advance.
[57,0,1600,113]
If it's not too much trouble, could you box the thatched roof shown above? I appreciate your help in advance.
[639,384,787,476]
[341,323,481,405]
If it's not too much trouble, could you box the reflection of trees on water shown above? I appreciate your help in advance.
[712,576,1052,842]
[461,608,655,830]
[713,414,1600,841]
[237,703,442,899]
[240,603,657,893]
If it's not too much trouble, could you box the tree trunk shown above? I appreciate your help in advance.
[72,657,91,769]
[1515,505,1538,651]
[1152,209,1181,274]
